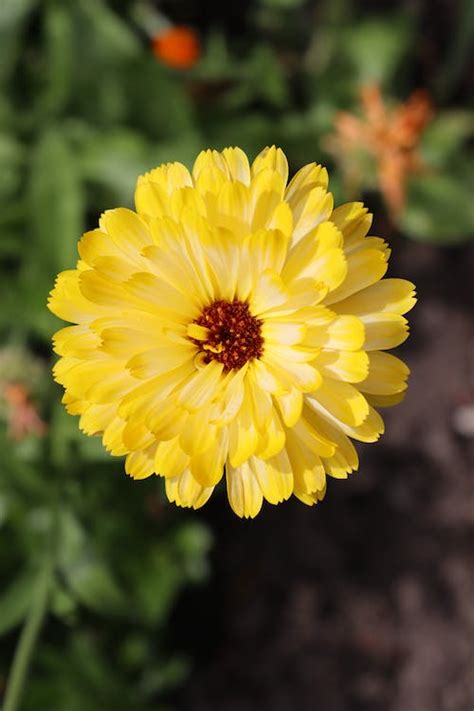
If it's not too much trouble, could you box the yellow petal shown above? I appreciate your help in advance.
[262,355,322,393]
[313,401,385,443]
[189,428,228,487]
[362,313,409,350]
[193,149,229,182]
[125,271,201,321]
[78,402,114,434]
[165,469,214,509]
[285,429,326,496]
[122,419,155,451]
[48,269,106,324]
[99,208,151,254]
[294,485,326,506]
[276,388,303,427]
[304,406,359,478]
[135,163,193,218]
[120,364,193,419]
[251,359,287,394]
[134,179,168,219]
[179,407,217,455]
[285,163,328,203]
[306,315,365,351]
[254,407,286,459]
[215,181,251,237]
[155,436,189,478]
[306,379,369,427]
[324,249,388,305]
[291,187,334,243]
[251,169,286,231]
[330,202,372,248]
[226,460,263,518]
[332,279,417,316]
[262,321,306,345]
[210,367,247,426]
[78,228,124,266]
[228,384,260,467]
[291,417,336,458]
[250,269,289,316]
[177,360,224,412]
[99,326,161,359]
[359,351,410,394]
[251,145,289,184]
[126,344,193,379]
[249,450,293,504]
[222,146,251,185]
[125,447,156,479]
[365,392,407,408]
[245,228,289,279]
[141,162,193,194]
[282,221,343,283]
[314,349,369,383]
[101,415,127,455]
[79,269,128,308]
[53,325,101,357]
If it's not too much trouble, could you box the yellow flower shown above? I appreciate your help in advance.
[48,146,415,517]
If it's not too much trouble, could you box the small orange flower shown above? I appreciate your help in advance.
[328,85,433,216]
[152,26,200,69]
[3,383,46,441]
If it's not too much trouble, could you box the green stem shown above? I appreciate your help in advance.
[3,562,52,711]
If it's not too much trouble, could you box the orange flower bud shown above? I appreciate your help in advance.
[152,26,200,69]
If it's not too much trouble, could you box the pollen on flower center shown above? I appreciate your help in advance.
[190,300,264,370]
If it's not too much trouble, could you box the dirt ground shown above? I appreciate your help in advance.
[177,237,474,711]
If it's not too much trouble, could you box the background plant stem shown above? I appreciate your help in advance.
[3,560,52,711]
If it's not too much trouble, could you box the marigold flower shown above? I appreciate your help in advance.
[48,146,416,517]
[2,383,47,441]
[327,85,433,216]
[0,347,47,441]
[151,26,200,69]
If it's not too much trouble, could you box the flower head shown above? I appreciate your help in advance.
[48,146,415,517]
[2,383,47,441]
[151,26,200,69]
[0,347,47,441]
[327,85,432,215]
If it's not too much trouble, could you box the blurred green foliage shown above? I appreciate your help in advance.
[0,0,472,707]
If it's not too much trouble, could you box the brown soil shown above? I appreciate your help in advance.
[178,238,474,711]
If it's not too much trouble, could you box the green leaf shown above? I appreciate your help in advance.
[0,567,37,636]
[64,558,126,615]
[28,128,84,271]
[0,132,24,201]
[34,1,75,120]
[420,111,474,167]
[344,15,413,84]
[0,0,38,85]
[401,169,474,245]
[435,0,474,100]
[124,57,197,139]
[57,509,126,615]
[50,584,77,620]
[225,45,288,110]
[22,127,84,336]
[0,0,37,27]
[194,31,234,80]
[130,546,183,626]
[76,0,140,61]
[80,129,155,206]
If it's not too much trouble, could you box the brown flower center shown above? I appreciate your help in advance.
[192,300,264,370]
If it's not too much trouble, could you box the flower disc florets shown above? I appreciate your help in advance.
[48,146,416,517]
[191,300,264,370]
